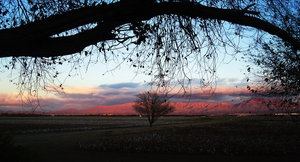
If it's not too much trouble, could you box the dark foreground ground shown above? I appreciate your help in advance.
[0,115,300,162]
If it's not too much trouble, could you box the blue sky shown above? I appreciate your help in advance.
[0,51,248,94]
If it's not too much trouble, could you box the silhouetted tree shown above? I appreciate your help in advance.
[247,0,300,96]
[0,0,299,103]
[133,92,174,127]
[246,0,300,112]
[246,41,300,114]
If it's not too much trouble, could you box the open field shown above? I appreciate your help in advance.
[1,115,300,162]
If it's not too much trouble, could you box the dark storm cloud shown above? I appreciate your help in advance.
[56,93,124,106]
[99,82,141,89]
[184,77,248,87]
[171,91,254,103]
[101,90,138,96]
[52,82,145,108]
[59,93,106,100]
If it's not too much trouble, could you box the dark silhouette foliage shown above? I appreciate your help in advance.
[0,0,299,104]
[247,41,300,113]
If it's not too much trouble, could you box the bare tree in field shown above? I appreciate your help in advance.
[133,92,174,127]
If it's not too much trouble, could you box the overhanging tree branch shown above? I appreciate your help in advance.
[0,1,299,58]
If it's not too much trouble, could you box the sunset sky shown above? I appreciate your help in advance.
[0,51,268,115]
[0,0,272,115]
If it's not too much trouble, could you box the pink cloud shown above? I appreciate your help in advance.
[1,82,297,115]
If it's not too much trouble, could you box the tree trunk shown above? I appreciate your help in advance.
[149,122,153,127]
[148,115,152,127]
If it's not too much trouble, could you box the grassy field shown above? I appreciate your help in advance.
[1,115,300,162]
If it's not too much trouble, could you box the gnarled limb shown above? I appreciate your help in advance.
[0,1,298,58]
